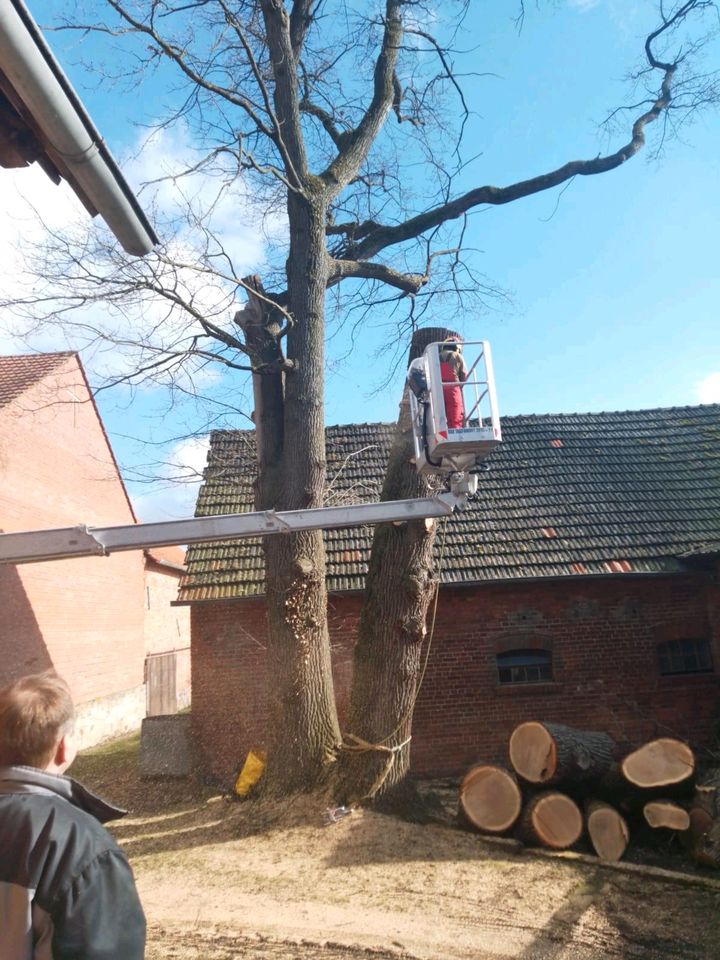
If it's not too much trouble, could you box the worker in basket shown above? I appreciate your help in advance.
[439,338,468,429]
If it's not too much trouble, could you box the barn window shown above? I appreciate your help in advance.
[658,638,713,676]
[497,649,553,685]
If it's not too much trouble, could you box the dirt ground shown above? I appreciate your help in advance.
[74,735,720,960]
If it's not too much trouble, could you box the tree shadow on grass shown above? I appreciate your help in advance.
[513,870,718,960]
[323,817,720,960]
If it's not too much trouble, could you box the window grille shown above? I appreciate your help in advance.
[658,638,713,676]
[497,649,552,685]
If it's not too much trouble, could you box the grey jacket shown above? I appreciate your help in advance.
[0,765,146,959]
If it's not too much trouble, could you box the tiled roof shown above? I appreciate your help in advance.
[0,352,75,407]
[179,404,720,602]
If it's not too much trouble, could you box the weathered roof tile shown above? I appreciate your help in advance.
[0,352,74,407]
[179,405,720,601]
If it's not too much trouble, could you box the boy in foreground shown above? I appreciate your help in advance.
[0,670,146,959]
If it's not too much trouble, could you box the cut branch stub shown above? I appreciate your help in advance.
[516,791,583,849]
[586,800,630,862]
[508,721,617,786]
[459,765,523,835]
[643,800,690,831]
[621,739,695,789]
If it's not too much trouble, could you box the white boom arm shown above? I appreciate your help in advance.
[0,493,462,565]
[0,338,501,567]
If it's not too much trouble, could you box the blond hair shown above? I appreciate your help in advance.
[0,670,75,768]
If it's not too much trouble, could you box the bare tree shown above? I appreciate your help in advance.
[4,0,719,793]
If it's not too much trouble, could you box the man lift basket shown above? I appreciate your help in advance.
[407,339,501,485]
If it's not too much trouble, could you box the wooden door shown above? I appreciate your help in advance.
[145,651,178,716]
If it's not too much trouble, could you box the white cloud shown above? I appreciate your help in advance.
[696,372,720,404]
[0,125,286,381]
[567,0,601,9]
[0,126,275,515]
[131,435,211,522]
[168,435,212,478]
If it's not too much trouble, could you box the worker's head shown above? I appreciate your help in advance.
[0,670,77,773]
[439,338,462,363]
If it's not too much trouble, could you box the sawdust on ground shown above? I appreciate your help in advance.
[73,734,720,960]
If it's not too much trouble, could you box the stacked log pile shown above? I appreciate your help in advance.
[459,721,716,867]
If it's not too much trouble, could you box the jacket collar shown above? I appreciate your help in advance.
[0,766,127,823]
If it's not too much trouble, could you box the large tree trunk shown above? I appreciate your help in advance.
[335,326,459,807]
[260,194,341,793]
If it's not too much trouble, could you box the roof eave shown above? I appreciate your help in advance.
[174,565,708,605]
[0,0,158,256]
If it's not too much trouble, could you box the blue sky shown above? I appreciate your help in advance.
[2,1,719,519]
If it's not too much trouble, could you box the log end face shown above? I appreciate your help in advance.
[509,722,556,784]
[644,801,690,831]
[621,738,695,789]
[530,792,583,849]
[460,765,523,834]
[587,804,630,861]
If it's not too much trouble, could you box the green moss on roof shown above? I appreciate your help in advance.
[179,405,720,602]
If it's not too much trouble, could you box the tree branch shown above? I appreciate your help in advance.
[342,53,680,262]
[328,258,427,295]
[104,0,277,142]
[290,0,315,59]
[260,0,309,185]
[300,97,348,148]
[320,0,404,195]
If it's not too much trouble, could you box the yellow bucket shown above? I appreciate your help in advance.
[234,749,267,797]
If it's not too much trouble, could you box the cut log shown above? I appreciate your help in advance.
[620,738,695,789]
[684,779,720,868]
[508,721,617,786]
[516,791,583,849]
[643,800,690,831]
[459,765,523,834]
[586,800,630,862]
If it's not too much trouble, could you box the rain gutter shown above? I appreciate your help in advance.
[0,0,158,255]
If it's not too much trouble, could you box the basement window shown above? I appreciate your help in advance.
[658,638,713,676]
[497,649,553,685]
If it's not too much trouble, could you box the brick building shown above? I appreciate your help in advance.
[0,352,190,744]
[179,406,720,783]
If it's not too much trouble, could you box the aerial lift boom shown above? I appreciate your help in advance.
[0,340,501,566]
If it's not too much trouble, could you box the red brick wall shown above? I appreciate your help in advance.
[0,357,145,710]
[191,573,720,784]
[411,574,720,776]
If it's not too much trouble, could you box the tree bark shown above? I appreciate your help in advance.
[335,326,459,807]
[234,275,285,510]
[684,776,720,868]
[508,721,618,787]
[261,191,341,792]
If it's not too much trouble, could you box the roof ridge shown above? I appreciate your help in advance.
[208,403,720,441]
[0,350,78,361]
